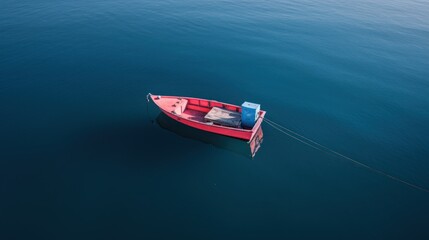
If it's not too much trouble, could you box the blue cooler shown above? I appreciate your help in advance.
[241,101,260,129]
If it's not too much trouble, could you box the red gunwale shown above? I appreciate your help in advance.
[149,94,266,141]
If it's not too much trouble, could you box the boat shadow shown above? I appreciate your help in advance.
[74,117,209,167]
[155,113,264,158]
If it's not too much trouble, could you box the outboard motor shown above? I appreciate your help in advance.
[241,101,260,129]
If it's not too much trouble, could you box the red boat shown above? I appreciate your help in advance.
[148,94,266,142]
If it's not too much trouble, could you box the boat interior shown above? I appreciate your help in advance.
[157,96,245,128]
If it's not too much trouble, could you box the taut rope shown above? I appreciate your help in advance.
[263,117,429,193]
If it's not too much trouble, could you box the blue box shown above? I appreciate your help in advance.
[241,101,260,128]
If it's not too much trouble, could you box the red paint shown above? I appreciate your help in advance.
[150,94,266,141]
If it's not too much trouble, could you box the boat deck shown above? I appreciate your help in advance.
[181,109,207,122]
[182,108,243,129]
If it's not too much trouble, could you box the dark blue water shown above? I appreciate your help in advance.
[1,0,429,239]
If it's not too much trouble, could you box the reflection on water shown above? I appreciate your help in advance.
[156,113,264,158]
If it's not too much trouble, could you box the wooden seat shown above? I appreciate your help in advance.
[172,99,188,115]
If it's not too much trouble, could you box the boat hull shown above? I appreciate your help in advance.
[156,112,264,157]
[149,94,265,141]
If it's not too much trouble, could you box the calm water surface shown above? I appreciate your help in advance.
[1,0,429,239]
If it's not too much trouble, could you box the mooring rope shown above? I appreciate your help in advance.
[263,117,429,193]
[146,93,154,124]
